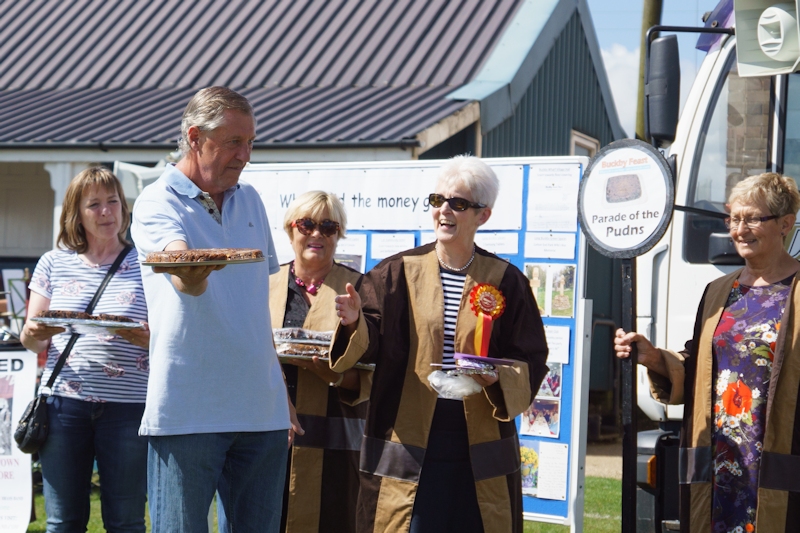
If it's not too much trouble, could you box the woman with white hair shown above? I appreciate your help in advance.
[333,155,549,533]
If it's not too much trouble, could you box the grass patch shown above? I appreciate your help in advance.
[523,477,621,532]
[28,477,619,532]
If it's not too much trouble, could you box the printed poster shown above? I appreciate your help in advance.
[519,440,569,501]
[0,348,35,533]
[527,165,579,232]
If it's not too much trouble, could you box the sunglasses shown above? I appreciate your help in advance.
[292,218,340,237]
[428,193,486,211]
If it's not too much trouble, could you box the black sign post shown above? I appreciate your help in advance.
[577,139,674,533]
[620,258,637,533]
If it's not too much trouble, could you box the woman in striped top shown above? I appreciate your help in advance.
[21,167,149,533]
[334,156,548,533]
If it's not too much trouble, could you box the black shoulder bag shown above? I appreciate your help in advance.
[14,245,132,454]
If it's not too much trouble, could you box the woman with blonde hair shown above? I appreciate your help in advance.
[272,191,370,532]
[21,166,149,532]
[616,173,800,532]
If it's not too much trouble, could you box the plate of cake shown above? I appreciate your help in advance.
[274,328,375,371]
[142,248,265,267]
[31,311,145,335]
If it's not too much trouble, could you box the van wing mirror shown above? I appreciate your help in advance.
[646,35,680,147]
[708,233,744,265]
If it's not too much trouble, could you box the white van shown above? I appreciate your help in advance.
[635,1,800,530]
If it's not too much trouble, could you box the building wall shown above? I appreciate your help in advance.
[481,12,621,397]
[482,12,616,157]
[0,162,53,259]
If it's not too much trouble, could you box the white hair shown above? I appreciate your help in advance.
[435,155,499,208]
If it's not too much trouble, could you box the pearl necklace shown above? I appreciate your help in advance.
[436,245,475,272]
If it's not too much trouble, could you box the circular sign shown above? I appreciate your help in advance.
[578,139,674,258]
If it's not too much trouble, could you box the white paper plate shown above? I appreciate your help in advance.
[31,317,145,335]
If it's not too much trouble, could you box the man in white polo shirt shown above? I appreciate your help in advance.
[131,87,300,532]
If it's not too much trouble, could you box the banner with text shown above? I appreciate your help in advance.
[0,348,34,533]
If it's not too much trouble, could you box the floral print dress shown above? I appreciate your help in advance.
[711,278,792,533]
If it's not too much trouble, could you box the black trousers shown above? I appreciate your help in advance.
[409,398,484,533]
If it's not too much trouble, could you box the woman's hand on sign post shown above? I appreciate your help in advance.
[613,328,668,377]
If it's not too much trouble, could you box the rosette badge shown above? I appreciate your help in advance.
[469,283,506,356]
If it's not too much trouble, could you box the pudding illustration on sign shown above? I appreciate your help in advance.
[605,174,645,206]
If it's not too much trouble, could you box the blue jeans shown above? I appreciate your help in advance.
[38,396,147,533]
[148,430,287,533]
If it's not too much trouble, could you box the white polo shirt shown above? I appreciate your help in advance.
[131,165,286,436]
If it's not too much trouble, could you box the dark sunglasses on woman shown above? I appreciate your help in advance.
[428,193,486,211]
[292,218,340,237]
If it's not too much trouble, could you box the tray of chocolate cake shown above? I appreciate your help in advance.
[31,310,145,334]
[274,328,375,371]
[142,248,264,267]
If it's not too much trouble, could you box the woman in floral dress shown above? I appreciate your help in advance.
[615,172,800,532]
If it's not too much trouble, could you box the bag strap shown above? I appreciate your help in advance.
[42,245,132,393]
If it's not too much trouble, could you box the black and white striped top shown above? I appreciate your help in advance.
[30,248,149,403]
[441,268,467,365]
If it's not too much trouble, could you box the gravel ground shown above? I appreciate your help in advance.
[585,441,622,480]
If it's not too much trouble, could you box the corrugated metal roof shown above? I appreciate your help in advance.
[0,0,521,147]
[0,86,467,146]
[0,0,522,91]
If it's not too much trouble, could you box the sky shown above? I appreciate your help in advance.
[585,0,723,137]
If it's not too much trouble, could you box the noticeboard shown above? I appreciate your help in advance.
[244,156,593,530]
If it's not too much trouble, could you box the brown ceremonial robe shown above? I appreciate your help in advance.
[331,243,549,533]
[649,268,800,532]
[271,262,373,533]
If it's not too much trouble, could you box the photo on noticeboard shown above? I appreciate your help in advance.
[537,362,562,399]
[520,398,560,439]
[524,263,548,316]
[334,254,363,273]
[520,440,541,496]
[549,264,575,318]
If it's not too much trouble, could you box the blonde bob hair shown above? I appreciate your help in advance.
[283,191,347,240]
[728,172,800,217]
[57,167,131,253]
[435,155,499,209]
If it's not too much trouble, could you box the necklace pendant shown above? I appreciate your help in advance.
[291,262,323,295]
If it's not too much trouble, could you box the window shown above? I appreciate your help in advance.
[571,131,600,157]
[684,52,772,263]
[782,74,800,181]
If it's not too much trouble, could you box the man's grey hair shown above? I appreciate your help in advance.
[178,87,255,155]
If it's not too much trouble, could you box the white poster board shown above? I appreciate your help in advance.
[242,157,591,531]
[0,348,35,533]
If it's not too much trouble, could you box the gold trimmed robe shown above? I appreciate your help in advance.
[271,262,372,533]
[331,243,549,533]
[649,268,800,532]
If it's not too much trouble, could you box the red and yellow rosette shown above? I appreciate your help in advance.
[470,283,506,356]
